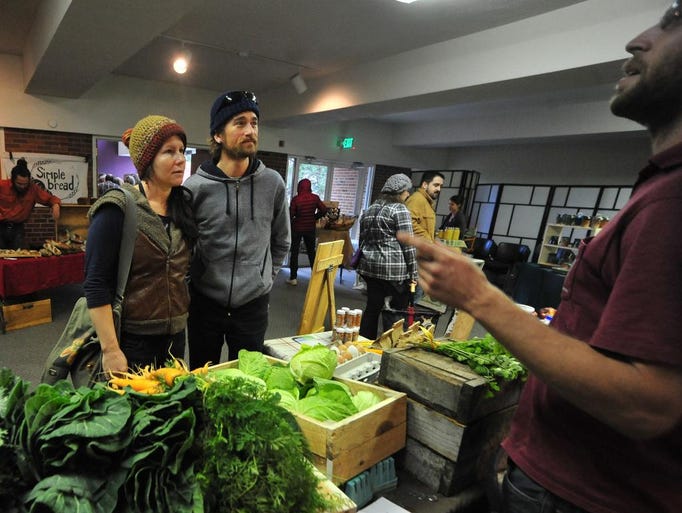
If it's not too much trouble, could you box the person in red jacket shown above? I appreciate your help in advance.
[287,178,327,285]
[0,158,61,249]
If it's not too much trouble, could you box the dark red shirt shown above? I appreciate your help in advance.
[503,142,682,513]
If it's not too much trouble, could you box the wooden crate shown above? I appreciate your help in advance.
[210,357,407,485]
[2,298,52,332]
[399,400,516,495]
[378,347,523,424]
[378,347,523,495]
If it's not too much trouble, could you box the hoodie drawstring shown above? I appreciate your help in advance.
[250,175,254,220]
[224,182,231,215]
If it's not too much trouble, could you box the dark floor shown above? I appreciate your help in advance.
[0,265,492,513]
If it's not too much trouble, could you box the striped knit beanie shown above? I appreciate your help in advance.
[122,115,187,174]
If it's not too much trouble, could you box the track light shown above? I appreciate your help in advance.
[172,45,191,74]
[290,72,308,94]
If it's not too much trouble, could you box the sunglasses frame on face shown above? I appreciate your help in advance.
[661,1,681,29]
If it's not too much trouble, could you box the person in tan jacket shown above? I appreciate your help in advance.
[405,171,444,242]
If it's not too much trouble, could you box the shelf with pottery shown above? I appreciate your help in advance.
[537,220,606,269]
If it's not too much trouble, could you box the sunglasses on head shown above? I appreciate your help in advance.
[220,91,257,108]
[661,0,681,29]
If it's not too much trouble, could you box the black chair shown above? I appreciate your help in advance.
[484,242,531,294]
[471,238,497,262]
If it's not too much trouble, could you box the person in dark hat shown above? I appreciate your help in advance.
[0,158,61,249]
[355,173,417,339]
[84,114,197,374]
[184,91,290,368]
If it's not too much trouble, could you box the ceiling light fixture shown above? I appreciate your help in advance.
[161,34,314,79]
[172,43,191,74]
[290,72,308,94]
[395,0,419,3]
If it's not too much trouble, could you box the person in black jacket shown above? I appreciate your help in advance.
[439,195,466,234]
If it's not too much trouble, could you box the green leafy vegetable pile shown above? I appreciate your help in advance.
[1,373,203,513]
[0,361,341,513]
[208,348,382,422]
[0,368,31,512]
[197,378,335,513]
[424,334,527,394]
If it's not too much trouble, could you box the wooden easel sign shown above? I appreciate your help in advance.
[297,240,344,335]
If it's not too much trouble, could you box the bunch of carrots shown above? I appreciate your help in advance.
[107,357,210,395]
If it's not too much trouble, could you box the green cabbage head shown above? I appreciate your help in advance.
[289,345,337,384]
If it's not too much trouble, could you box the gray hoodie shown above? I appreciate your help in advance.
[184,158,291,308]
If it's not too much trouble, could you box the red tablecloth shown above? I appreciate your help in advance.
[0,253,85,298]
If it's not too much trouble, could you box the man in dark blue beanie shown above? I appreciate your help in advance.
[184,90,290,368]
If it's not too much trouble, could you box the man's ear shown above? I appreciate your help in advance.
[213,134,222,144]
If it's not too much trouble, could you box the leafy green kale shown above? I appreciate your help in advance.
[430,334,527,394]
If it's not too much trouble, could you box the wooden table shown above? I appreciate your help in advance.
[0,252,85,299]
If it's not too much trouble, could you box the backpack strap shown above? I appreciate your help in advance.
[113,188,137,307]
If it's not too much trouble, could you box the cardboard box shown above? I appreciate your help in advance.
[2,298,52,332]
[210,357,407,485]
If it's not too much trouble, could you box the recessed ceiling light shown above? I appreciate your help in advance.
[173,55,189,74]
[172,46,191,74]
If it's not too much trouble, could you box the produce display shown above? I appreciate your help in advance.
[417,333,527,394]
[211,347,383,423]
[0,348,353,513]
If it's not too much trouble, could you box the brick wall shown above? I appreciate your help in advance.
[4,128,93,248]
[329,167,358,217]
[259,150,288,181]
[373,164,412,202]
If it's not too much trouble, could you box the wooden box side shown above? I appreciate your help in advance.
[406,399,516,464]
[310,420,407,485]
[3,299,52,331]
[284,381,406,459]
[379,347,522,423]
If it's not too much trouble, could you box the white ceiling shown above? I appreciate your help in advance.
[0,0,668,148]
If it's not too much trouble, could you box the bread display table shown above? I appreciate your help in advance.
[0,253,85,332]
[0,252,85,299]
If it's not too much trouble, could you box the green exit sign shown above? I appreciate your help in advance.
[338,137,354,149]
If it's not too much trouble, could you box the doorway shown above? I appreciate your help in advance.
[286,157,373,240]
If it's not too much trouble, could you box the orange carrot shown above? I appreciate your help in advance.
[149,367,186,386]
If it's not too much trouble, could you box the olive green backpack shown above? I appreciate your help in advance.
[41,188,136,387]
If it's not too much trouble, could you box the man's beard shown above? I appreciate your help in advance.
[223,140,257,160]
[13,184,28,197]
[611,61,682,130]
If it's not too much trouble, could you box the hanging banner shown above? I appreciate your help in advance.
[1,153,88,204]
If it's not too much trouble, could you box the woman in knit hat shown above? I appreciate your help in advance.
[356,173,417,339]
[84,115,198,375]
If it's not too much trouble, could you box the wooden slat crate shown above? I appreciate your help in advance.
[210,357,407,485]
[399,400,516,495]
[378,347,523,424]
[2,299,52,332]
[378,347,523,496]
